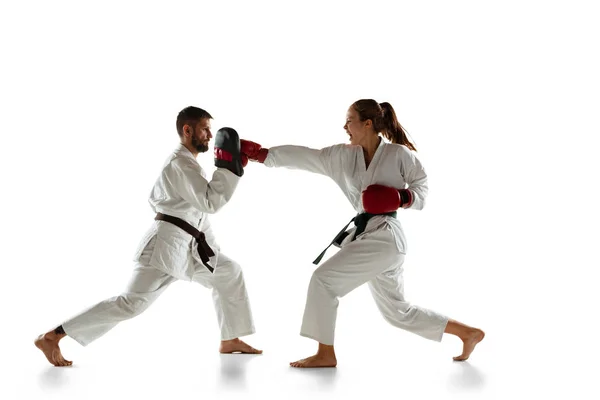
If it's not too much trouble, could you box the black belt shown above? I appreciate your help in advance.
[312,211,397,265]
[155,213,215,273]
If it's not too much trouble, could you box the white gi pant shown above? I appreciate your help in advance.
[61,237,255,346]
[300,226,449,346]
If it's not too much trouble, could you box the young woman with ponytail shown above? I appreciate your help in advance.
[240,99,484,368]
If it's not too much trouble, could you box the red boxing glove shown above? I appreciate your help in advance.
[240,139,269,163]
[362,184,413,214]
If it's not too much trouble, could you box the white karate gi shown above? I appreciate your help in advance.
[61,144,255,346]
[264,137,449,345]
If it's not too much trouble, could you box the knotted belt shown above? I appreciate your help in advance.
[312,211,397,265]
[155,213,215,273]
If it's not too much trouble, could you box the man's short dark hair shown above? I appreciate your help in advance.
[176,106,213,137]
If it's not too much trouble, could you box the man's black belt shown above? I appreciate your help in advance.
[312,211,397,265]
[155,213,215,273]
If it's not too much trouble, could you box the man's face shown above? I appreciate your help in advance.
[189,118,212,153]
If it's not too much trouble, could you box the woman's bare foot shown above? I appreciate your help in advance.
[444,319,485,361]
[290,343,337,368]
[219,338,262,354]
[34,330,72,367]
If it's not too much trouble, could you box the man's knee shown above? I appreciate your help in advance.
[215,259,244,281]
[116,294,151,317]
[309,270,338,296]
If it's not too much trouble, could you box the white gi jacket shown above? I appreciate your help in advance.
[263,137,427,254]
[132,144,240,280]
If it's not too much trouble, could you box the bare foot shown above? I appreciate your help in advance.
[290,354,337,368]
[453,328,485,361]
[34,332,72,367]
[219,338,262,354]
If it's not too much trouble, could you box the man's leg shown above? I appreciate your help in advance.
[192,253,261,354]
[35,237,177,366]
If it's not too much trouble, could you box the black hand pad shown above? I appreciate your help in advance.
[214,127,244,177]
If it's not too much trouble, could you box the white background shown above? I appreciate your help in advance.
[1,1,599,399]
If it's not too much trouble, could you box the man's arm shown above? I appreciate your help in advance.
[167,160,241,214]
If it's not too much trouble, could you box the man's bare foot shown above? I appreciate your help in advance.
[444,319,485,361]
[290,354,337,368]
[290,343,337,368]
[34,331,72,367]
[219,338,262,354]
[453,328,485,361]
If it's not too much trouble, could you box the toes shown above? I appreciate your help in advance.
[60,358,72,367]
[240,342,262,353]
[240,344,262,354]
[52,350,72,367]
[220,344,263,354]
[290,359,311,368]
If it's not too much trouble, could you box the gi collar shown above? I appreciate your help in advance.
[175,143,198,160]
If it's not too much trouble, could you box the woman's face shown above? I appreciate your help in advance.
[343,106,373,146]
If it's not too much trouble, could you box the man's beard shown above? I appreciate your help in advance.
[191,135,209,153]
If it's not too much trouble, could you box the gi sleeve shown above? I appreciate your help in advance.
[399,149,428,210]
[166,159,241,214]
[262,144,341,178]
